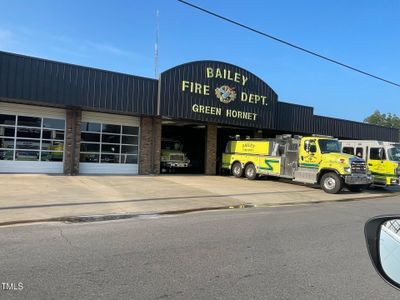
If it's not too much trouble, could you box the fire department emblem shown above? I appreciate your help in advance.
[215,85,237,104]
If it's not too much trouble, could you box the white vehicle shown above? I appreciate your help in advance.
[340,140,400,186]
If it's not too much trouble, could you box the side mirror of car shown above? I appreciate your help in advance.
[304,140,310,153]
[365,215,400,290]
[379,148,385,161]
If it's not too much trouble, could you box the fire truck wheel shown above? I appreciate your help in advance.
[320,172,343,194]
[244,164,257,180]
[231,162,243,178]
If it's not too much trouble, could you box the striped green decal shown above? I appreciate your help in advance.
[299,163,319,168]
[259,159,280,171]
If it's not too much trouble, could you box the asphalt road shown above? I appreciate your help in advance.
[1,196,400,299]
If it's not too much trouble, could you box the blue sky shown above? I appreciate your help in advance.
[0,0,399,121]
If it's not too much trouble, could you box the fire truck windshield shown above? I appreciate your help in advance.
[388,147,400,162]
[318,139,341,154]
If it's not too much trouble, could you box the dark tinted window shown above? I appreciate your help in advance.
[0,138,14,149]
[102,134,120,144]
[17,116,41,127]
[125,155,137,164]
[81,133,100,142]
[102,124,121,134]
[42,130,64,140]
[80,153,99,163]
[0,126,15,137]
[81,122,101,132]
[101,154,120,163]
[16,139,41,150]
[121,145,138,154]
[15,150,39,161]
[17,128,41,138]
[122,126,138,135]
[101,144,120,153]
[41,141,64,151]
[122,135,138,145]
[41,152,63,162]
[43,118,65,129]
[343,147,354,155]
[370,147,386,160]
[80,143,100,152]
[356,147,363,158]
[0,114,16,125]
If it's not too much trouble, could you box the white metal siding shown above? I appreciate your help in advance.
[79,163,138,175]
[0,102,66,119]
[81,111,140,126]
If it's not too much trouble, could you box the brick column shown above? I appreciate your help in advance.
[64,109,81,175]
[205,124,217,175]
[139,117,161,175]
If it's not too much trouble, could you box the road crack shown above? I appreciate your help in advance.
[57,226,75,248]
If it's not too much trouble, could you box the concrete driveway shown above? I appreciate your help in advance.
[0,174,398,225]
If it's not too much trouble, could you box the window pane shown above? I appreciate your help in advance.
[41,151,63,162]
[16,139,40,150]
[42,129,64,140]
[0,126,15,137]
[121,145,138,154]
[122,126,138,135]
[0,150,13,160]
[101,144,120,153]
[0,138,14,149]
[370,148,386,160]
[102,124,121,134]
[17,116,41,127]
[15,150,39,161]
[122,135,138,145]
[102,134,120,144]
[81,122,101,132]
[356,148,363,158]
[41,141,64,151]
[101,154,120,163]
[0,114,16,125]
[80,153,99,163]
[343,147,354,155]
[43,118,65,129]
[80,143,100,153]
[120,155,137,164]
[81,132,100,142]
[17,127,41,138]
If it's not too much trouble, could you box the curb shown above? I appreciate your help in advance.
[0,192,398,227]
[0,204,255,227]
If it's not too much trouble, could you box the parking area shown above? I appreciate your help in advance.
[0,174,398,225]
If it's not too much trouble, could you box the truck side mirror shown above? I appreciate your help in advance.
[304,140,311,153]
[379,148,384,161]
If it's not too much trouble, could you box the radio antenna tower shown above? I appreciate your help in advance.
[154,9,160,79]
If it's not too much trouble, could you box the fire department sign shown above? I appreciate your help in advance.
[158,61,278,128]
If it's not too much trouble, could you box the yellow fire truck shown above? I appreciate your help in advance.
[222,135,373,194]
[340,140,400,186]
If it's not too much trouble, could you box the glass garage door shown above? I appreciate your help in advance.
[79,119,139,174]
[0,112,65,173]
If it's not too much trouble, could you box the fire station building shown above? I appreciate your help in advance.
[0,51,398,175]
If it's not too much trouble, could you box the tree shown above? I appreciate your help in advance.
[364,110,400,129]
